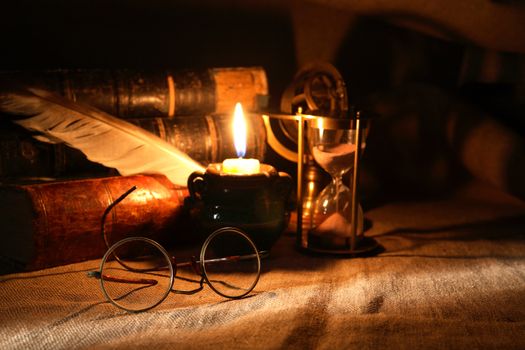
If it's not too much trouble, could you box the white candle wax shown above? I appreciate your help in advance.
[222,158,260,175]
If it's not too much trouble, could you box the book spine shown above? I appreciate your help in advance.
[128,114,267,166]
[1,67,268,118]
[0,121,113,180]
[0,174,189,273]
[0,114,267,179]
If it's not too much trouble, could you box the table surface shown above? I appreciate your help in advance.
[1,181,525,349]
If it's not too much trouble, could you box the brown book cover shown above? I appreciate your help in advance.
[128,114,266,166]
[0,67,269,118]
[0,120,114,180]
[0,174,189,274]
[0,114,267,180]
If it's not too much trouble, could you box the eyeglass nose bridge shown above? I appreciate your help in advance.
[167,255,205,296]
[190,255,204,276]
[190,256,207,289]
[171,255,206,291]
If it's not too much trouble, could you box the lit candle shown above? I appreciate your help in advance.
[222,102,261,175]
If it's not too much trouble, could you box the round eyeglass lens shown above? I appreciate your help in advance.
[99,237,174,312]
[201,227,261,299]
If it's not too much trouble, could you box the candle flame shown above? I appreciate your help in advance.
[233,102,247,158]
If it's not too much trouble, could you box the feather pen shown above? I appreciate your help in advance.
[0,87,205,186]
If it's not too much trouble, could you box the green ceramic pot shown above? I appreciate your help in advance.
[187,163,292,251]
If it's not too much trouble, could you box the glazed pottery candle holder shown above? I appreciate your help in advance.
[187,163,292,251]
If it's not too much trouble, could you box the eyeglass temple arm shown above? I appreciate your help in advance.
[87,271,158,286]
[182,250,268,266]
[101,186,138,248]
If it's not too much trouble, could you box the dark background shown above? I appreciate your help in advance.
[2,0,523,112]
[1,0,524,202]
[0,0,296,108]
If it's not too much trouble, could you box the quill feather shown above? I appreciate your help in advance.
[0,88,205,185]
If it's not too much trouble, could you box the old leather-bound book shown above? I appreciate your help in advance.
[0,67,269,117]
[128,114,266,166]
[0,174,189,274]
[0,121,114,180]
[0,113,267,179]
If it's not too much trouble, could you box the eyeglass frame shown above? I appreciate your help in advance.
[88,185,263,312]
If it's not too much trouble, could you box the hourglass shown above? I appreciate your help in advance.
[262,110,380,255]
[306,116,364,251]
[301,111,381,254]
[262,62,380,255]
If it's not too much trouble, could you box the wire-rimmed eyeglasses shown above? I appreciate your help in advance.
[88,186,263,313]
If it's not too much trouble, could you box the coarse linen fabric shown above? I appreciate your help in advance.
[1,181,524,349]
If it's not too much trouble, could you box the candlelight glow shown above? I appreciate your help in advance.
[317,117,324,139]
[233,102,247,158]
[222,102,260,175]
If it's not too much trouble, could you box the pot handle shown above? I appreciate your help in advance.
[187,171,206,200]
[276,172,293,196]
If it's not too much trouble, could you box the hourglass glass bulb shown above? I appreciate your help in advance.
[311,143,356,177]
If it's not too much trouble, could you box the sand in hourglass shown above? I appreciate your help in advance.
[309,211,354,248]
[311,143,356,175]
[309,143,356,242]
[312,212,351,236]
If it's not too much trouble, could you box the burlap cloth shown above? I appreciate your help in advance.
[1,181,524,349]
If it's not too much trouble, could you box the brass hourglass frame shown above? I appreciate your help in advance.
[262,110,378,255]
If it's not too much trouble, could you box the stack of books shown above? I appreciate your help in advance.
[0,67,269,273]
